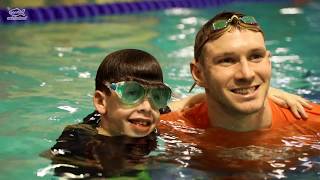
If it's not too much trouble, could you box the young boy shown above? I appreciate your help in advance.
[46,49,311,178]
[47,49,170,178]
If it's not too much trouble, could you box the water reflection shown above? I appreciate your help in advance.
[42,131,158,178]
[1,1,320,179]
[154,121,320,179]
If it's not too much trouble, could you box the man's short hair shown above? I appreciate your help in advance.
[194,11,264,62]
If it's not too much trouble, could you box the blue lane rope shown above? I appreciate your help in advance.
[0,0,288,24]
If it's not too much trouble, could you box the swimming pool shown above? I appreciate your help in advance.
[0,1,320,179]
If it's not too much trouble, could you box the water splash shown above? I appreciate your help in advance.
[280,8,303,15]
[37,164,78,177]
[57,105,77,114]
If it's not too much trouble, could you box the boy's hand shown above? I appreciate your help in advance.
[169,93,206,111]
[269,87,313,119]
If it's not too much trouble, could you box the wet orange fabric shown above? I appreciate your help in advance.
[159,99,320,176]
[159,99,320,148]
[161,98,320,131]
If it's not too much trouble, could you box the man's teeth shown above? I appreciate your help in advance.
[232,86,256,95]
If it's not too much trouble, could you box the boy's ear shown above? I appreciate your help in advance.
[93,90,108,115]
[190,59,206,88]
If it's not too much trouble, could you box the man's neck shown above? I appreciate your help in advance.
[207,100,272,132]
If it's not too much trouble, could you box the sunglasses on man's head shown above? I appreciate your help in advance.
[104,81,172,110]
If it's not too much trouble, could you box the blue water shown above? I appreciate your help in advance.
[0,1,320,179]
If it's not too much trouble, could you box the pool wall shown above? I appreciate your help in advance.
[0,0,290,24]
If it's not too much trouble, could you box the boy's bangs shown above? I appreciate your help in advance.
[125,77,168,88]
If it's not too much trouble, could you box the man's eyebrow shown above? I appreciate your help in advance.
[212,48,266,60]
[213,52,236,59]
[249,48,266,53]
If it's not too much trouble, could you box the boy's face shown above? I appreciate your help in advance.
[195,29,271,115]
[101,89,160,137]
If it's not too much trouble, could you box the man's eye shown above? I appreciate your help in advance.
[218,58,235,65]
[249,53,265,62]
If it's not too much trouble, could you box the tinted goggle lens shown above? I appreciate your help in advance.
[212,19,229,30]
[149,87,172,109]
[212,16,257,31]
[110,81,171,109]
[117,81,144,105]
[240,16,257,24]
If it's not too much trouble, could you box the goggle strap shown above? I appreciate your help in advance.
[188,82,197,93]
[211,15,257,31]
[228,15,240,23]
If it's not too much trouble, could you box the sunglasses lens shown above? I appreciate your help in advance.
[212,20,228,31]
[150,87,172,109]
[118,81,145,105]
[240,16,257,24]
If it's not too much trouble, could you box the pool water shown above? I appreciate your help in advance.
[0,1,320,179]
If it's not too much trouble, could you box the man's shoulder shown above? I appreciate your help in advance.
[306,102,320,115]
[270,99,320,116]
[269,99,320,126]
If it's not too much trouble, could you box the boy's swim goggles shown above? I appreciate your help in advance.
[104,81,172,110]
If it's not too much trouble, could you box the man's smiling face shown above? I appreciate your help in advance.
[199,29,271,115]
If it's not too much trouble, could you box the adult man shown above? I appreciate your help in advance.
[159,12,320,178]
[161,11,320,131]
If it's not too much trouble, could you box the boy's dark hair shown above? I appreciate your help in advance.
[95,49,164,92]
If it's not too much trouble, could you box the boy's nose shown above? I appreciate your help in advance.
[137,98,153,114]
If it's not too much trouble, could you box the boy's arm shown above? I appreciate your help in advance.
[168,93,205,111]
[169,87,312,119]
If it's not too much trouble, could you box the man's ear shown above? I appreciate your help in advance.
[190,59,206,88]
[93,90,108,115]
[266,50,272,67]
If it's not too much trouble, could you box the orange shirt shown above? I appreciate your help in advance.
[159,100,320,175]
[161,99,320,146]
[161,98,320,132]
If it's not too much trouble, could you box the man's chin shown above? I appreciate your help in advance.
[224,89,268,114]
[229,99,266,115]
